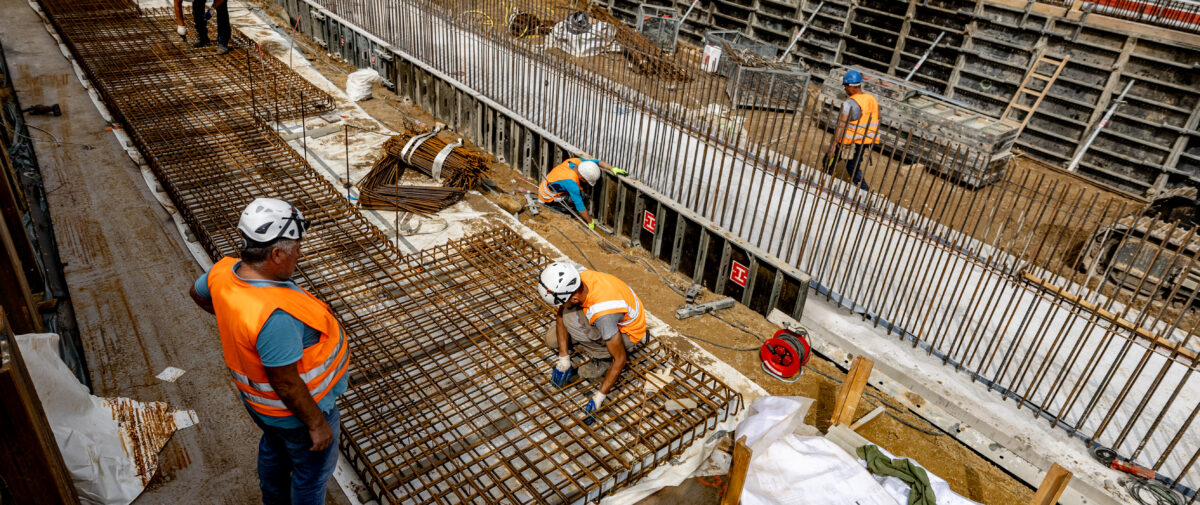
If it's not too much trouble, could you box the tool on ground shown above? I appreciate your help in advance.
[1091,446,1156,480]
[676,297,735,320]
[684,284,702,304]
[1123,477,1184,505]
[760,328,811,382]
[23,104,62,116]
[524,193,541,216]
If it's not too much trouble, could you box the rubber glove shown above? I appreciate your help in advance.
[587,221,596,231]
[550,355,575,388]
[176,25,187,38]
[584,391,605,415]
[610,166,628,176]
[205,8,213,21]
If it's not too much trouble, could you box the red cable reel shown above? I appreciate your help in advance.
[760,328,811,382]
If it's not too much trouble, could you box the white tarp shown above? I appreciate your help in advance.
[17,333,196,505]
[547,17,620,57]
[736,396,980,505]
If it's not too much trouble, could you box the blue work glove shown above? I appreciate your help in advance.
[205,8,213,21]
[610,166,628,176]
[583,391,606,425]
[550,355,575,388]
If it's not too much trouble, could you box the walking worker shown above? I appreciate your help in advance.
[538,156,627,229]
[174,0,231,55]
[189,198,350,505]
[538,262,647,420]
[825,69,880,191]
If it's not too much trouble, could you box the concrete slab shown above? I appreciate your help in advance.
[0,0,344,503]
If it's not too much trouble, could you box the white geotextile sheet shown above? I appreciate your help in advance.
[547,18,620,57]
[17,333,195,505]
[736,396,980,505]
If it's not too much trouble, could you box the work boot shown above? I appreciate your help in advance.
[216,43,230,55]
[191,39,210,48]
[578,358,611,380]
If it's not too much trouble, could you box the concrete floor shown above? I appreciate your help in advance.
[0,0,345,503]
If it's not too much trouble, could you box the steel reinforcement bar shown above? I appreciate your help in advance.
[33,1,740,503]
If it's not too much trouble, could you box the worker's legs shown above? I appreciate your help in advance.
[256,427,294,504]
[843,143,871,191]
[251,407,341,505]
[192,0,209,45]
[543,308,606,358]
[214,0,231,48]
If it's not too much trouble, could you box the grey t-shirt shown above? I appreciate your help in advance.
[594,313,623,340]
[841,98,863,121]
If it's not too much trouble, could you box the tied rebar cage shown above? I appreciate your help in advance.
[32,1,742,502]
[340,228,740,503]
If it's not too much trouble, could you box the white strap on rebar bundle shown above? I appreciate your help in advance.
[399,126,442,165]
[431,138,463,182]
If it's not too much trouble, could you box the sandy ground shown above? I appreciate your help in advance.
[261,8,1039,502]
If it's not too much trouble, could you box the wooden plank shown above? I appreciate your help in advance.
[830,356,874,427]
[720,436,752,505]
[1028,463,1072,505]
[0,309,80,504]
[1021,272,1197,360]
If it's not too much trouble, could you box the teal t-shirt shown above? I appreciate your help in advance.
[195,262,348,428]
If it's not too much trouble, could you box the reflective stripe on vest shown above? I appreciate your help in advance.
[539,158,583,203]
[579,270,646,343]
[842,93,880,145]
[208,257,350,417]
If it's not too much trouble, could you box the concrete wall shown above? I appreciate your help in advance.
[612,0,1200,195]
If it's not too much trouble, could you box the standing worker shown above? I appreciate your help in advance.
[538,156,627,229]
[189,198,350,505]
[825,69,880,191]
[174,0,231,55]
[538,263,647,420]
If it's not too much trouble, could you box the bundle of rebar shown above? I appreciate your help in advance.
[357,153,464,215]
[379,128,491,190]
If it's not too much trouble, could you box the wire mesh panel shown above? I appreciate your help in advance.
[338,229,741,503]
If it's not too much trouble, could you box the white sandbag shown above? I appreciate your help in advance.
[345,68,381,101]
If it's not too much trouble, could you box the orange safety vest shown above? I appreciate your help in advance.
[539,158,585,204]
[207,257,350,417]
[841,93,880,145]
[579,270,646,343]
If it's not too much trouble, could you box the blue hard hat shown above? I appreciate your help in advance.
[843,69,863,85]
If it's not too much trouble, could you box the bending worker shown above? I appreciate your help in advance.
[538,262,647,419]
[189,198,349,504]
[174,0,231,54]
[538,156,627,229]
[825,69,880,191]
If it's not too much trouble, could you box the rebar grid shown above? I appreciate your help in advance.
[35,1,740,503]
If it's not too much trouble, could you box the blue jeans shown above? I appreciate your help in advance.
[251,407,341,505]
[828,143,871,191]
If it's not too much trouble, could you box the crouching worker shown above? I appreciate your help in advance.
[537,262,647,419]
[538,156,626,229]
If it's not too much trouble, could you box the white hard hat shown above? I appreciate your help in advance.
[238,197,309,245]
[577,160,600,185]
[538,262,582,306]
